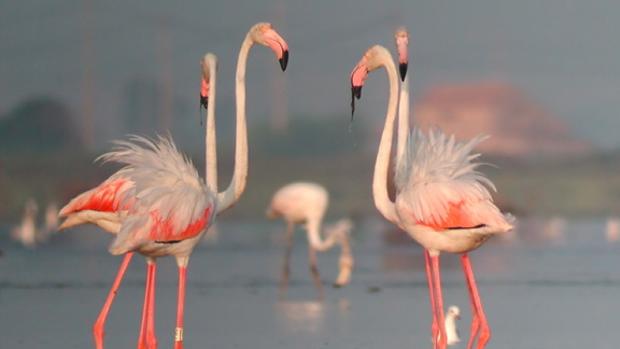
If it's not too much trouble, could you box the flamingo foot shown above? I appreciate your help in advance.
[93,319,105,349]
[476,322,491,349]
[466,314,480,349]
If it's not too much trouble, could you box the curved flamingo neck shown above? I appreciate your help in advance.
[396,73,409,167]
[217,35,252,213]
[205,57,218,193]
[307,220,336,251]
[372,49,399,223]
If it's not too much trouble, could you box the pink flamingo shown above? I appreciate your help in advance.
[58,22,289,349]
[266,182,354,296]
[350,45,513,349]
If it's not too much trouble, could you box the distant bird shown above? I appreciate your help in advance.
[542,216,565,242]
[11,198,38,248]
[59,22,289,349]
[445,305,461,346]
[350,45,513,349]
[44,202,60,233]
[606,216,619,242]
[11,200,60,247]
[267,182,354,296]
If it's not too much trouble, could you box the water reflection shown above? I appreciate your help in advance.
[513,216,567,246]
[276,301,325,334]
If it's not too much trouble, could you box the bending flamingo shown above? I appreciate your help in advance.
[266,182,354,296]
[350,45,513,349]
[58,22,289,349]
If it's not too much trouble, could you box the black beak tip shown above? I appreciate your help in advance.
[200,95,209,110]
[352,86,362,100]
[279,50,289,71]
[399,63,408,81]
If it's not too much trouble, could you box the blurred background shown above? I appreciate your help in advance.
[4,2,620,348]
[1,0,620,221]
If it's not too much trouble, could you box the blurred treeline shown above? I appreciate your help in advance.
[2,96,620,224]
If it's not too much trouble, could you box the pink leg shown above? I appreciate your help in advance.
[461,254,491,349]
[424,250,438,349]
[174,266,188,349]
[146,263,158,349]
[430,255,447,349]
[138,261,156,349]
[93,253,134,349]
[462,253,480,349]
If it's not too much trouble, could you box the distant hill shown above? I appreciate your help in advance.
[413,82,591,157]
[0,97,83,153]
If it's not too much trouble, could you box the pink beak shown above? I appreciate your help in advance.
[350,61,369,117]
[396,36,408,81]
[200,78,209,109]
[263,28,289,71]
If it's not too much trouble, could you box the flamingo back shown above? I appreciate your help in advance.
[395,129,511,231]
[99,136,216,254]
[268,182,328,223]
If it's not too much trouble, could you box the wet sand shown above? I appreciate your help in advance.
[1,218,619,348]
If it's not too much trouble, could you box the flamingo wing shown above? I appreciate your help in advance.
[59,177,134,216]
[407,181,506,230]
[100,136,216,254]
[397,129,509,230]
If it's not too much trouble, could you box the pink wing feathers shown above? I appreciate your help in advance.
[396,129,512,231]
[59,178,134,217]
[100,136,216,254]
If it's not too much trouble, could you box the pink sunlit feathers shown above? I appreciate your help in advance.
[59,178,134,217]
[99,135,216,254]
[394,128,512,230]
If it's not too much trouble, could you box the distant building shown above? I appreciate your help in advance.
[413,82,591,157]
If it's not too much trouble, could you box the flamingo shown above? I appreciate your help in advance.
[350,45,513,349]
[11,198,38,248]
[44,201,60,233]
[58,22,289,349]
[445,305,461,346]
[266,182,354,296]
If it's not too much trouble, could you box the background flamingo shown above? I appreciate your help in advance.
[350,45,513,349]
[58,22,289,349]
[266,182,354,297]
[11,198,38,247]
[445,305,461,346]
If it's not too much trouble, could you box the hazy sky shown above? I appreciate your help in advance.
[1,0,619,148]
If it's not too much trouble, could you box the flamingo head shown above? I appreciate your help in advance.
[200,53,217,110]
[350,45,389,118]
[250,22,289,71]
[447,305,461,320]
[394,26,409,81]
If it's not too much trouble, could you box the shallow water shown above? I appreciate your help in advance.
[1,217,619,349]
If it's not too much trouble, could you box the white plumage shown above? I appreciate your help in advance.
[395,129,510,230]
[99,135,216,254]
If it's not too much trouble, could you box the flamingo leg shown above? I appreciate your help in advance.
[308,245,324,299]
[424,250,438,349]
[430,254,447,349]
[461,254,491,349]
[279,222,295,298]
[146,263,158,349]
[138,260,156,349]
[174,265,188,349]
[93,252,134,349]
